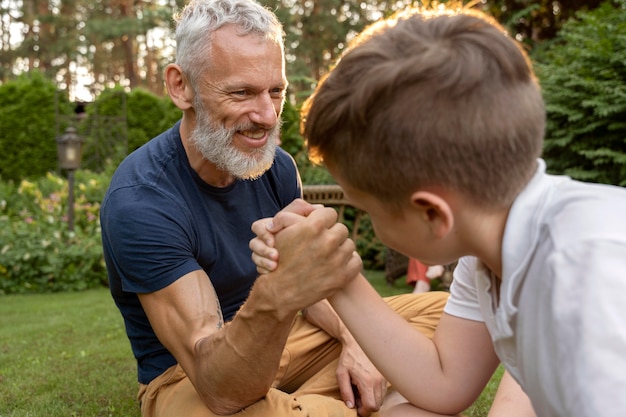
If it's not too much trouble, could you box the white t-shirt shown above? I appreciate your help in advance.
[445,159,626,417]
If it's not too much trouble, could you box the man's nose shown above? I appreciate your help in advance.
[249,92,279,128]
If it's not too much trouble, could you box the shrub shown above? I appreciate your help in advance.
[80,87,183,172]
[0,71,74,181]
[0,171,109,294]
[534,0,626,185]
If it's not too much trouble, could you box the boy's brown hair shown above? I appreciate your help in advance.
[302,8,545,211]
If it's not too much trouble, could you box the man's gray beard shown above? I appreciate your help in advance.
[189,108,280,180]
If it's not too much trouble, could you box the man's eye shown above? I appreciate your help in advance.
[271,88,286,98]
[232,90,248,97]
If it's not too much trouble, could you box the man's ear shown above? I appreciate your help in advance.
[409,191,454,239]
[164,63,194,111]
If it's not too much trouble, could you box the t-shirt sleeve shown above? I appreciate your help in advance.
[101,184,200,294]
[274,147,303,205]
[444,256,485,322]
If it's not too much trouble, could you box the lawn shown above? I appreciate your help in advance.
[0,271,502,416]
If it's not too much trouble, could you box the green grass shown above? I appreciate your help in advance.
[0,289,139,417]
[0,272,501,416]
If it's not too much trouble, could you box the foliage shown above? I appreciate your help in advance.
[0,171,109,294]
[533,0,626,185]
[133,90,185,144]
[96,87,182,152]
[280,99,335,185]
[481,0,604,47]
[0,0,184,96]
[353,212,386,270]
[258,0,609,101]
[0,71,74,181]
[79,86,182,172]
[3,0,604,102]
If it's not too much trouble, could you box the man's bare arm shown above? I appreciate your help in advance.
[140,207,362,414]
[139,270,293,414]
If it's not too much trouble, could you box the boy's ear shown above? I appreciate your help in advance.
[409,191,454,239]
[164,63,194,111]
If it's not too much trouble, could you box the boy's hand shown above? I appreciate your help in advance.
[250,199,323,274]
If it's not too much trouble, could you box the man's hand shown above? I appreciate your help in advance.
[336,338,388,416]
[263,206,361,311]
[302,300,387,417]
[250,198,323,274]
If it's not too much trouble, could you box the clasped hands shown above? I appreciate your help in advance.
[249,198,362,296]
[249,198,387,416]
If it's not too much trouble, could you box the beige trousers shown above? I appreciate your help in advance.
[137,292,449,417]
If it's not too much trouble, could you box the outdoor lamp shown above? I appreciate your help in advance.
[56,126,84,231]
[56,126,84,170]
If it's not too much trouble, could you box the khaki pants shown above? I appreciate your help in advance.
[138,292,449,417]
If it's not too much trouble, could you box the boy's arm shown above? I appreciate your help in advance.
[488,370,536,417]
[329,274,500,415]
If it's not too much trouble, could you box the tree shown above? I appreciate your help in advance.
[263,0,608,101]
[3,0,181,100]
[1,0,611,102]
[81,0,180,94]
[533,0,626,185]
[481,0,604,47]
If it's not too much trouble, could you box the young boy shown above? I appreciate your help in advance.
[251,7,626,417]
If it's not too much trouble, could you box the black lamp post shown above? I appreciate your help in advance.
[56,126,84,231]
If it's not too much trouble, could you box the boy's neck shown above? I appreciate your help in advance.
[455,203,511,279]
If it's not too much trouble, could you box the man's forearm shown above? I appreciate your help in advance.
[191,275,298,414]
[303,295,360,349]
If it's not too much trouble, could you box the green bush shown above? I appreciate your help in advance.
[0,71,74,181]
[81,87,183,172]
[534,0,626,185]
[88,86,182,151]
[0,171,109,294]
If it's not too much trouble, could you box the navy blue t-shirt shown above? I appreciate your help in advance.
[100,121,301,384]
